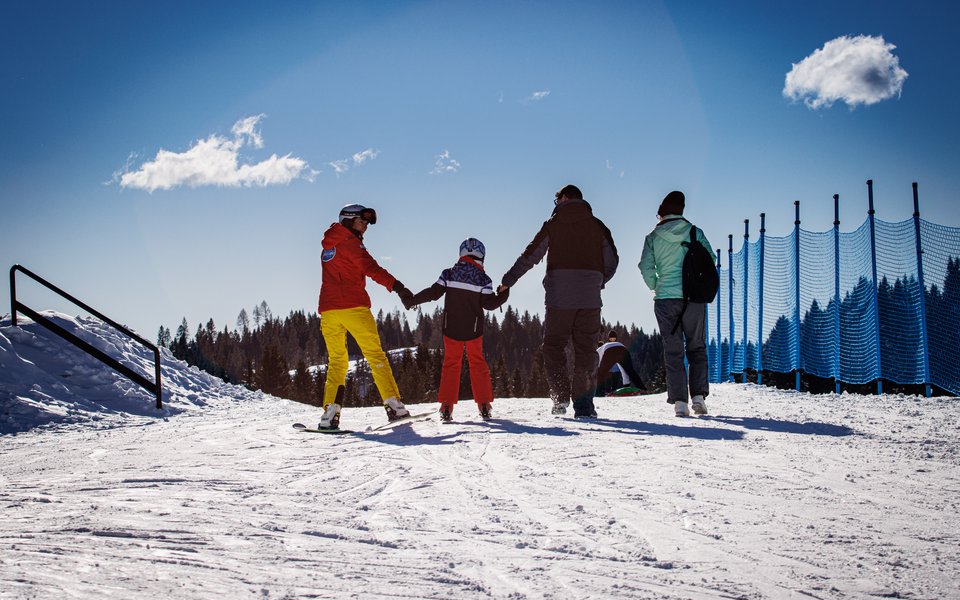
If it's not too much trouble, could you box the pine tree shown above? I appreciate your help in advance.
[236,309,250,334]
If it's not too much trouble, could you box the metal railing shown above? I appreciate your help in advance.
[9,264,162,409]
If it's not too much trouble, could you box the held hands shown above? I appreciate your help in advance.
[497,284,510,294]
[392,281,415,309]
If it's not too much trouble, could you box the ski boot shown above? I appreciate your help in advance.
[478,402,492,420]
[384,397,411,421]
[318,403,341,429]
[440,404,454,423]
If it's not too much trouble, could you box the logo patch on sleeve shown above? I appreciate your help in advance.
[321,248,336,262]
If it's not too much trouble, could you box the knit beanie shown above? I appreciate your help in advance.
[657,191,685,217]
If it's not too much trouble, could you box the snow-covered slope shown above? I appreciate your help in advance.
[1,312,958,599]
[0,311,262,434]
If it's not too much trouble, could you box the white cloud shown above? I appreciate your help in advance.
[527,90,551,101]
[327,147,380,177]
[430,150,460,175]
[783,35,908,109]
[118,115,316,192]
[329,160,350,176]
[352,148,379,165]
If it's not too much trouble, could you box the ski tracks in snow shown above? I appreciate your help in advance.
[1,387,959,599]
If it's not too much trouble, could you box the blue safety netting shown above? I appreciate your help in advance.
[799,228,837,379]
[755,232,798,375]
[838,222,880,384]
[920,219,960,394]
[706,214,960,395]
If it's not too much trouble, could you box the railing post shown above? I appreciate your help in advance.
[743,219,750,382]
[728,234,735,382]
[834,194,841,394]
[758,213,765,386]
[794,200,802,392]
[716,247,723,383]
[867,180,883,395]
[154,348,163,409]
[912,182,932,397]
[9,265,16,326]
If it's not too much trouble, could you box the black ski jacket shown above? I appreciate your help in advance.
[409,256,509,341]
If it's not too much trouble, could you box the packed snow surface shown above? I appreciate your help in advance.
[1,312,958,599]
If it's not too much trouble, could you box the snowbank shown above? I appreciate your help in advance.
[0,311,263,434]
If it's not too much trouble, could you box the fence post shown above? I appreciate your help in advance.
[716,247,723,383]
[794,200,802,392]
[912,182,932,397]
[758,213,765,386]
[728,234,735,382]
[834,194,841,394]
[867,180,883,395]
[743,219,750,382]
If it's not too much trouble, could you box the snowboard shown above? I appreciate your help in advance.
[606,386,656,397]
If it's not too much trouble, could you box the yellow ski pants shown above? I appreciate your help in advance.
[320,307,401,407]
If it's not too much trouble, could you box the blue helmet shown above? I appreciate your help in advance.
[459,238,485,260]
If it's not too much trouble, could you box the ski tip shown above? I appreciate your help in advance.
[292,423,307,429]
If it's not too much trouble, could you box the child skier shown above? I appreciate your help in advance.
[317,203,415,429]
[404,238,509,422]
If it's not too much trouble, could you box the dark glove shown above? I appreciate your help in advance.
[392,281,415,308]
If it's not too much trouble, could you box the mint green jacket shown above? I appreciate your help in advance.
[638,215,716,300]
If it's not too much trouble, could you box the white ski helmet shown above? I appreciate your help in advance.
[339,204,377,225]
[459,238,486,260]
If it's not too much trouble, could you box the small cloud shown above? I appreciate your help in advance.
[117,114,316,192]
[783,35,908,109]
[352,148,379,165]
[498,91,504,104]
[605,159,613,170]
[329,160,350,176]
[430,150,460,175]
[327,147,379,177]
[527,90,551,102]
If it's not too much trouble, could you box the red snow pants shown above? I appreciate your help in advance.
[437,335,493,406]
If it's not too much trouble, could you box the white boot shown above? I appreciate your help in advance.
[318,403,341,429]
[691,395,708,415]
[384,397,410,421]
[674,401,690,417]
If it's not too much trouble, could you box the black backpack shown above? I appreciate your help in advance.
[671,222,719,334]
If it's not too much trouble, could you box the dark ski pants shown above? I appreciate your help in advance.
[654,299,709,404]
[542,307,601,415]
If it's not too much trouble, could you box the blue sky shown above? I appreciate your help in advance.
[2,0,957,342]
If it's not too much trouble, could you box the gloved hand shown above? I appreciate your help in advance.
[392,281,415,308]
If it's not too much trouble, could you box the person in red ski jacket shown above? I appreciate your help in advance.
[403,238,509,422]
[316,204,415,429]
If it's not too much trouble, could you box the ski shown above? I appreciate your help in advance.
[367,410,435,432]
[292,423,354,435]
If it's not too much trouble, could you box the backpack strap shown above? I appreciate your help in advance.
[670,224,698,335]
